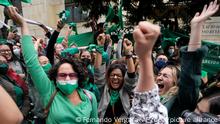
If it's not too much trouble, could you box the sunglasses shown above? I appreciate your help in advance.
[57,73,78,79]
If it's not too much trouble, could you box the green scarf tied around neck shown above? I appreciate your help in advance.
[110,90,120,106]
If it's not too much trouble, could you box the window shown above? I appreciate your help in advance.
[65,1,88,22]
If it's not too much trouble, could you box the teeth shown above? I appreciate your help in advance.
[157,81,163,84]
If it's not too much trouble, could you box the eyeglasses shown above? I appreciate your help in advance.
[110,74,123,79]
[57,73,78,79]
[0,49,11,54]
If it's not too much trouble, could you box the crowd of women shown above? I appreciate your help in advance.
[0,0,220,124]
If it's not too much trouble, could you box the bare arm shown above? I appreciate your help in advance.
[0,86,23,124]
[94,33,105,69]
[130,21,168,124]
[123,39,135,73]
[62,26,72,48]
[133,22,161,92]
[177,0,219,112]
[188,0,219,52]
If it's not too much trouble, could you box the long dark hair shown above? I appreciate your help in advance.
[0,43,27,74]
[106,63,127,89]
[48,58,87,88]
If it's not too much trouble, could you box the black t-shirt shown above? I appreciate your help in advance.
[103,97,127,124]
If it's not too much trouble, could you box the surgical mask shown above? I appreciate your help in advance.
[168,49,174,57]
[13,48,21,58]
[81,58,91,66]
[152,52,157,59]
[42,63,52,74]
[57,80,78,95]
[155,60,166,70]
[0,63,9,75]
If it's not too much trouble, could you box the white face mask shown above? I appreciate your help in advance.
[57,80,78,85]
[152,51,157,59]
[168,49,174,56]
[13,48,21,58]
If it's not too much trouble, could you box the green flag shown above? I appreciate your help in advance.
[0,0,12,7]
[202,40,220,79]
[118,0,124,29]
[57,32,94,47]
[21,0,32,3]
[105,5,114,22]
[106,24,118,34]
[58,10,71,23]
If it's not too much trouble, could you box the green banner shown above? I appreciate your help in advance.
[57,32,94,47]
[202,40,220,79]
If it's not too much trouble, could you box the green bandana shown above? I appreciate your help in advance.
[201,70,208,78]
[102,52,109,64]
[0,63,9,74]
[82,77,89,87]
[42,63,52,74]
[110,90,120,106]
[96,45,104,54]
[61,48,79,58]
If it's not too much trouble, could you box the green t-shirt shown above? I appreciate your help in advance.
[21,35,98,124]
[47,89,98,124]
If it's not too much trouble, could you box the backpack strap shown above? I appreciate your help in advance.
[44,90,57,115]
[83,89,92,102]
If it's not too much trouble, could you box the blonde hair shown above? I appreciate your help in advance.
[161,65,180,96]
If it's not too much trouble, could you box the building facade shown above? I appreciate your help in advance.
[0,0,91,39]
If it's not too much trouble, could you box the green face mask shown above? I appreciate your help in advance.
[0,63,9,75]
[57,80,78,95]
[42,63,52,74]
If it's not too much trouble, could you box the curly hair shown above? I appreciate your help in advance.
[48,58,87,88]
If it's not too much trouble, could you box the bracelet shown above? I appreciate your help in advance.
[188,43,201,45]
[125,54,133,59]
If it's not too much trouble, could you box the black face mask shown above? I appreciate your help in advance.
[0,63,9,75]
[81,58,91,66]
